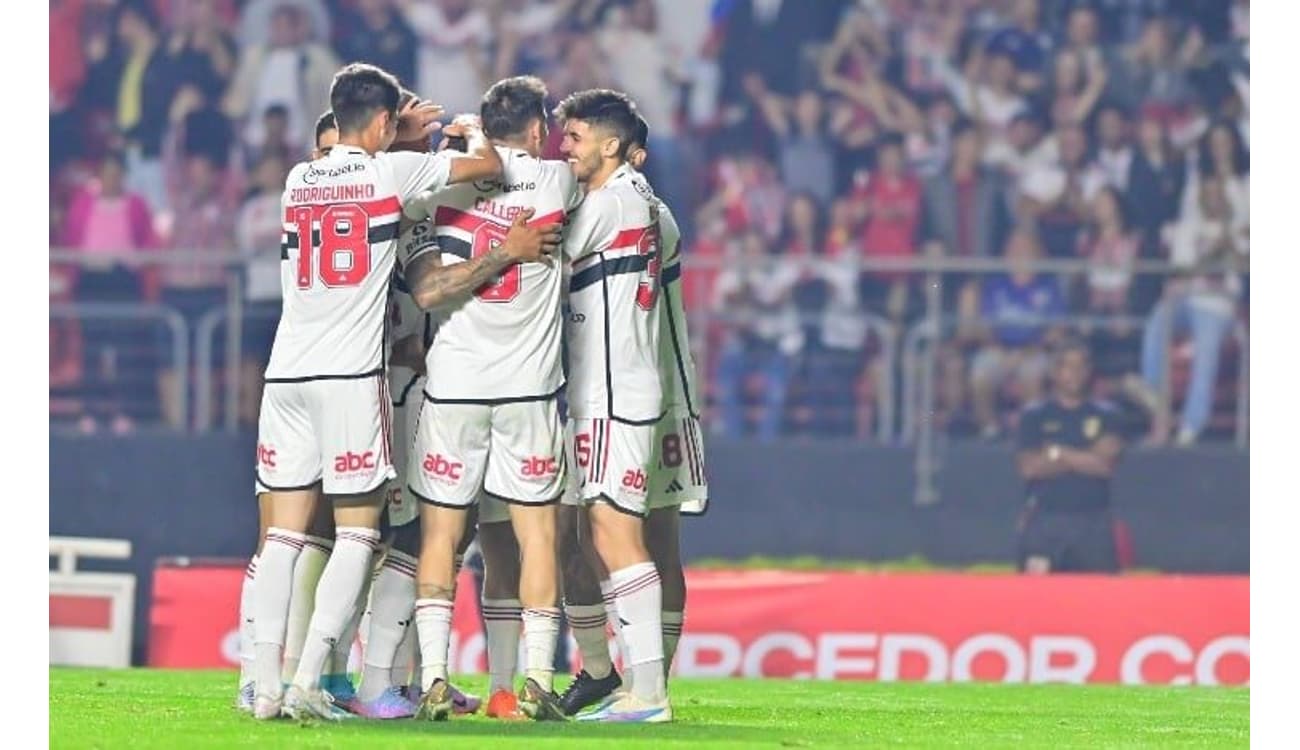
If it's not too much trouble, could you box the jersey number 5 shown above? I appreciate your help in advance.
[635,226,660,311]
[472,223,521,303]
[291,204,372,289]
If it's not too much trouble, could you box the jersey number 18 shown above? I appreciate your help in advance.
[290,204,372,289]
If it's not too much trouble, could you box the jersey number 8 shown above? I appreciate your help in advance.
[291,204,372,289]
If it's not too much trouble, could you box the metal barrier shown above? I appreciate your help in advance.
[194,297,277,433]
[48,250,1248,449]
[49,303,190,429]
[902,311,1249,506]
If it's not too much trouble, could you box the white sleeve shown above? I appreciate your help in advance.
[560,168,584,213]
[386,151,455,204]
[562,191,618,263]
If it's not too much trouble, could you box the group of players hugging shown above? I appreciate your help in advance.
[237,61,707,725]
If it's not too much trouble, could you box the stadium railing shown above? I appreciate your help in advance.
[48,250,1248,453]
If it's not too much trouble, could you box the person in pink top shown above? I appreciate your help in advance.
[59,151,160,433]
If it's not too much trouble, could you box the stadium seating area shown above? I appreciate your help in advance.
[49,0,1249,444]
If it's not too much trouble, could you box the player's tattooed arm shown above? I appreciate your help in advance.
[407,208,562,310]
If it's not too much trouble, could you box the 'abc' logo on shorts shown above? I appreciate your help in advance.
[423,453,463,482]
[334,451,376,474]
[521,456,558,478]
[257,443,277,469]
[621,469,648,493]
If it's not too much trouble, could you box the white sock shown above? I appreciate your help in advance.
[522,607,561,692]
[392,622,417,688]
[662,610,683,678]
[482,598,522,693]
[281,535,331,682]
[291,527,380,691]
[565,603,611,679]
[415,598,454,691]
[253,529,305,698]
[608,562,666,702]
[238,555,258,688]
[600,579,632,692]
[358,550,417,701]
[327,581,369,683]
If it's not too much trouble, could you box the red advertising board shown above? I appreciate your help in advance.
[148,566,1248,685]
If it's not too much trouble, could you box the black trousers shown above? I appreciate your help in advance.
[1017,506,1120,573]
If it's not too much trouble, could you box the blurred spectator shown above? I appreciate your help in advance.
[712,230,803,440]
[237,152,290,425]
[1046,48,1108,126]
[60,151,161,434]
[163,0,237,102]
[1139,178,1246,446]
[904,93,958,180]
[859,135,922,322]
[51,0,89,113]
[1059,4,1122,99]
[986,0,1052,94]
[224,2,337,154]
[896,0,964,97]
[335,0,418,87]
[1015,340,1123,574]
[491,0,570,79]
[597,0,689,209]
[801,236,872,436]
[941,48,1027,144]
[1120,15,1194,114]
[922,121,1007,273]
[717,0,845,103]
[242,103,295,168]
[1076,187,1138,316]
[111,1,175,212]
[748,84,836,205]
[821,19,921,176]
[1181,121,1249,226]
[155,152,236,429]
[1128,114,1185,240]
[1019,123,1093,258]
[970,229,1064,438]
[237,0,330,48]
[402,0,492,117]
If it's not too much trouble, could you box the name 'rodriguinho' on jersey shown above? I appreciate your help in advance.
[402,146,583,402]
[266,145,455,380]
[564,163,665,424]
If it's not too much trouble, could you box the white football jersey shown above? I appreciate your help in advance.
[404,146,581,401]
[267,145,456,380]
[654,199,700,416]
[564,163,664,423]
[387,262,434,408]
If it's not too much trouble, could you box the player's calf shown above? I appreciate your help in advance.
[589,503,666,704]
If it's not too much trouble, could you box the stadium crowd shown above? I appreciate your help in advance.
[49,0,1249,445]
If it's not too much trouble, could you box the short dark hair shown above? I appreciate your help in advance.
[264,104,289,121]
[1053,337,1092,365]
[314,111,337,143]
[630,113,649,149]
[329,63,401,135]
[481,76,549,141]
[553,89,640,160]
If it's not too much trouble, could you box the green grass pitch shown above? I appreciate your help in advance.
[50,668,1247,748]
